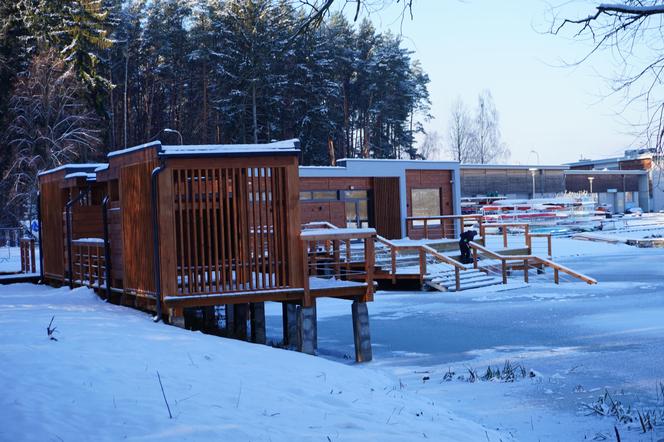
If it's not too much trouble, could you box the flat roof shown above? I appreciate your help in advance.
[38,163,106,177]
[461,164,569,171]
[564,169,647,176]
[299,158,459,178]
[161,139,300,158]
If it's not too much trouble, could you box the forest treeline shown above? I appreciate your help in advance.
[0,0,430,224]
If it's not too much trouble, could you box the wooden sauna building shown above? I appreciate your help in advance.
[38,140,375,361]
[299,159,462,240]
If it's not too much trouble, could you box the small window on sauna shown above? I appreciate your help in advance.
[312,191,337,200]
[411,188,441,226]
[344,190,367,200]
[300,191,313,200]
[110,179,119,202]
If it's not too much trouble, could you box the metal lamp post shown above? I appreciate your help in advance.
[529,167,538,199]
[163,128,183,145]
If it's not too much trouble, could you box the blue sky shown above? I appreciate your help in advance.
[350,1,644,164]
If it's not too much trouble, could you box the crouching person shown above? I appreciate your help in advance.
[458,230,478,264]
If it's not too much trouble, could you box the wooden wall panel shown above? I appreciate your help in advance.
[300,201,346,227]
[405,170,453,216]
[372,177,402,239]
[39,175,67,280]
[120,161,157,295]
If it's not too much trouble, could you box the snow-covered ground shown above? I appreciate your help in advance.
[264,238,664,441]
[2,236,663,440]
[0,284,501,441]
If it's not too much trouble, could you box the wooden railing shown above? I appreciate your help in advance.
[526,233,552,258]
[19,237,36,274]
[69,239,107,289]
[478,222,553,257]
[376,235,468,291]
[406,214,484,240]
[300,228,376,305]
[468,241,596,285]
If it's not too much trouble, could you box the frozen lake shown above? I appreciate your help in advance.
[266,240,664,440]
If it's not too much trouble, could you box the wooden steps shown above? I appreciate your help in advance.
[424,268,502,292]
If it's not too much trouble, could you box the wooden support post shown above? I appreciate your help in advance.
[523,259,529,283]
[168,307,185,328]
[419,249,427,285]
[345,239,351,272]
[472,247,478,269]
[30,239,36,273]
[233,303,249,341]
[524,224,530,249]
[250,302,266,345]
[423,219,428,239]
[554,268,559,284]
[547,235,552,258]
[364,237,375,301]
[502,229,508,248]
[455,267,461,292]
[282,303,298,348]
[352,301,372,362]
[302,242,311,307]
[297,302,317,355]
[333,239,340,277]
[501,260,507,284]
[225,304,235,337]
[391,248,397,284]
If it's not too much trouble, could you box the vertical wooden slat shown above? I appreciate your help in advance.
[218,168,228,291]
[230,169,240,291]
[269,168,278,287]
[184,169,194,294]
[250,168,260,289]
[197,169,206,292]
[211,169,220,292]
[176,170,185,293]
[204,169,213,292]
[191,170,199,292]
[258,168,267,288]
[241,168,252,289]
[272,168,282,287]
[223,168,233,291]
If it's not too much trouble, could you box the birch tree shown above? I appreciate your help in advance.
[446,97,473,162]
[2,50,101,223]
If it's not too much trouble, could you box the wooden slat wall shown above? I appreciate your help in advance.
[120,161,157,295]
[373,177,402,239]
[166,157,301,296]
[39,174,67,280]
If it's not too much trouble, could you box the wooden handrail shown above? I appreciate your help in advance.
[375,234,466,290]
[468,241,596,285]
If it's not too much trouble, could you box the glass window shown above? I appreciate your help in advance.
[344,190,368,200]
[411,188,441,225]
[300,191,312,200]
[312,191,337,200]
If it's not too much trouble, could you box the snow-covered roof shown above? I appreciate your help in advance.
[160,139,300,157]
[107,140,162,158]
[106,139,300,160]
[64,172,97,181]
[38,163,106,177]
[94,164,109,173]
[564,169,647,176]
[461,164,568,171]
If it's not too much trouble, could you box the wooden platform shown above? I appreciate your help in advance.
[163,277,371,309]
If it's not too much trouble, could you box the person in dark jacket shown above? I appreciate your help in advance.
[459,230,478,264]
